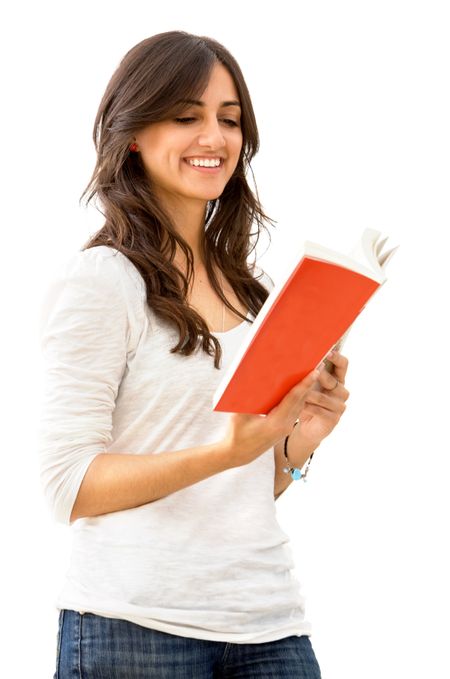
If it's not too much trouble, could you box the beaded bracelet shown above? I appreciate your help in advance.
[282,420,315,481]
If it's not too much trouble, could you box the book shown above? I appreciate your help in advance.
[212,228,397,415]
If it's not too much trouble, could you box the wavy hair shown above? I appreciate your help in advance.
[80,30,276,368]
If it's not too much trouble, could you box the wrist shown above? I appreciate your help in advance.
[283,422,318,481]
[287,422,318,465]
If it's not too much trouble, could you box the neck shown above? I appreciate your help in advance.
[157,191,209,266]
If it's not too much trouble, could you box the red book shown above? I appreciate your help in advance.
[213,229,397,415]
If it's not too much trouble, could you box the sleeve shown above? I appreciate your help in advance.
[36,247,140,526]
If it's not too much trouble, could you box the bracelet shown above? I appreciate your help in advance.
[282,421,315,481]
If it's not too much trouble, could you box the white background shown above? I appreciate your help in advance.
[1,1,449,677]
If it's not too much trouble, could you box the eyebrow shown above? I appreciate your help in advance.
[177,98,241,108]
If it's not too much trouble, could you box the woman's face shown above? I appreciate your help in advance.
[133,62,243,207]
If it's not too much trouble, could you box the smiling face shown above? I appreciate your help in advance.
[133,62,243,210]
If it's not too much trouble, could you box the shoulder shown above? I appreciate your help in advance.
[37,246,146,342]
[64,245,146,300]
[62,245,121,284]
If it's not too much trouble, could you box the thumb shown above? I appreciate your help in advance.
[269,368,320,420]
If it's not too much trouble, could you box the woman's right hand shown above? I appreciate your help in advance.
[221,368,320,468]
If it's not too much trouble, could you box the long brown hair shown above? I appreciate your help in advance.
[80,30,276,369]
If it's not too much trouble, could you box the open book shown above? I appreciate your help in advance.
[212,228,397,415]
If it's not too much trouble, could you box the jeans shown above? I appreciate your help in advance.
[53,609,322,678]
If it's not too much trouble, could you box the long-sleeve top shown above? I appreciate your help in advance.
[37,244,312,643]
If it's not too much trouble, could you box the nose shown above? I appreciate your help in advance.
[197,117,226,148]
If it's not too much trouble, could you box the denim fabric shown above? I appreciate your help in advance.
[53,609,322,678]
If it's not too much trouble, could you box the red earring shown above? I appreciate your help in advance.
[129,143,138,152]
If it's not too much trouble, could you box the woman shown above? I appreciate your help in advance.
[39,30,349,679]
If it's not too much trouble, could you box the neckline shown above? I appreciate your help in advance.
[211,310,253,336]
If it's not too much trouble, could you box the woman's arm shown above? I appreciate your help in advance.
[274,440,293,500]
[70,441,231,523]
[273,437,316,500]
[273,351,350,500]
[73,371,322,521]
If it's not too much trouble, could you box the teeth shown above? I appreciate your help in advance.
[188,158,221,167]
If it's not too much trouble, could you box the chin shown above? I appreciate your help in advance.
[191,189,225,201]
[206,190,225,200]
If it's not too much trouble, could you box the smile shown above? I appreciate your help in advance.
[183,158,224,174]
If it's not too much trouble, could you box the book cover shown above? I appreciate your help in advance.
[212,229,396,415]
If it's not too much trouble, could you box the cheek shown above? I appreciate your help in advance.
[232,132,244,157]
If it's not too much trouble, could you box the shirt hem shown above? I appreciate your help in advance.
[55,598,312,644]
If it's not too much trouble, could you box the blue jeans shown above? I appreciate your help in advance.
[54,609,322,678]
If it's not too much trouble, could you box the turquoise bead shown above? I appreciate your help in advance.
[291,468,302,480]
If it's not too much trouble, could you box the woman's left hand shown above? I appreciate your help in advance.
[293,350,350,447]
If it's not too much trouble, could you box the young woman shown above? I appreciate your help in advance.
[39,30,349,679]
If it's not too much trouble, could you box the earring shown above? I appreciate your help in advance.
[129,143,138,152]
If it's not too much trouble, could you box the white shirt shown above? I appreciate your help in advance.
[37,245,312,643]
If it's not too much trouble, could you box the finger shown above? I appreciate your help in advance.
[268,368,320,421]
[317,366,340,390]
[316,369,350,400]
[289,369,322,412]
[305,389,347,414]
[324,350,349,385]
[300,403,344,421]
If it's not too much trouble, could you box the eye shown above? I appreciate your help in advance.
[174,117,239,127]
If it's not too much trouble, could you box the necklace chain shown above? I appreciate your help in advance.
[191,265,225,333]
